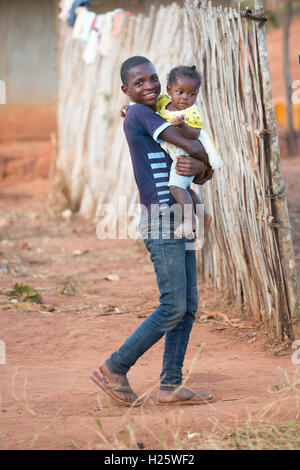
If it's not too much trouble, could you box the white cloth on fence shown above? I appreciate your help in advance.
[94,14,105,32]
[72,7,88,39]
[58,0,73,22]
[199,130,223,170]
[98,9,123,56]
[82,14,104,64]
[82,29,98,63]
[80,11,96,43]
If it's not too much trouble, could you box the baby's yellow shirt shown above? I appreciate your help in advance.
[156,94,203,129]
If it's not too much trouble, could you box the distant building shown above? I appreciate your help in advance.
[0,0,58,140]
[0,0,234,141]
[0,0,186,141]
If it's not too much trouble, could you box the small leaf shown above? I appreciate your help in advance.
[6,283,42,304]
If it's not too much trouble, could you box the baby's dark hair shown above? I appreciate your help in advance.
[167,65,201,89]
[120,56,151,85]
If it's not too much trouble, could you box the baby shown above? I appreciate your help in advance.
[121,65,223,238]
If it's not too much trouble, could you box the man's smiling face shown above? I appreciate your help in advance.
[121,62,161,109]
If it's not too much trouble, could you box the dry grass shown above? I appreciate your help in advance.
[89,367,300,451]
[1,320,299,450]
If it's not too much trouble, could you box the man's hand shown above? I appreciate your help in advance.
[175,155,214,185]
[175,155,205,177]
[193,164,214,185]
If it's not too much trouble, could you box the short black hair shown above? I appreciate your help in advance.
[167,65,201,89]
[120,56,151,85]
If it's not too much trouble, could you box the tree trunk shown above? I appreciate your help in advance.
[284,0,297,154]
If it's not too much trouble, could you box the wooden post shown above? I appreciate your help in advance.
[254,0,300,339]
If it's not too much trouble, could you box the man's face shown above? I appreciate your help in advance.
[122,62,161,109]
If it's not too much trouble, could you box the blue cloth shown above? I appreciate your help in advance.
[123,103,175,221]
[68,0,91,27]
[106,216,198,390]
[168,166,194,189]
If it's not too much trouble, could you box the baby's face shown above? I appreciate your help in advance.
[167,76,199,111]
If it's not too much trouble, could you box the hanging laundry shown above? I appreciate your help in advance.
[94,13,105,33]
[82,15,104,64]
[80,10,96,43]
[68,0,91,27]
[82,29,98,64]
[112,11,131,38]
[72,7,87,39]
[98,9,123,57]
[58,0,73,22]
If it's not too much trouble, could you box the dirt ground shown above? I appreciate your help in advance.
[0,162,300,450]
[0,21,300,451]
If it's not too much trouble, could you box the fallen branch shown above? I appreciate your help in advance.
[199,309,238,327]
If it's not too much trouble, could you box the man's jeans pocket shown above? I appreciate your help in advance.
[139,217,175,241]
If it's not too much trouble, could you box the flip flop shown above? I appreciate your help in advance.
[156,390,216,406]
[91,371,142,407]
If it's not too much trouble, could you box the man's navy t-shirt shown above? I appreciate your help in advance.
[123,103,177,221]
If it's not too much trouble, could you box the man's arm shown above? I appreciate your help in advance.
[177,124,200,140]
[159,125,209,165]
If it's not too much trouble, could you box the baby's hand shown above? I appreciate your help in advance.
[172,115,185,127]
[120,104,129,118]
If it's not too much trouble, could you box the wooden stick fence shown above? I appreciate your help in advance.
[54,0,300,339]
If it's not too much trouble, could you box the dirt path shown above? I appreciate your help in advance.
[0,159,300,449]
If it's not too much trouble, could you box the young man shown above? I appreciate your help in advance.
[91,56,215,406]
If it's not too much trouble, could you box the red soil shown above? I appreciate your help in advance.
[0,170,299,449]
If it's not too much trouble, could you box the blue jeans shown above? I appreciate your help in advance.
[106,215,198,390]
